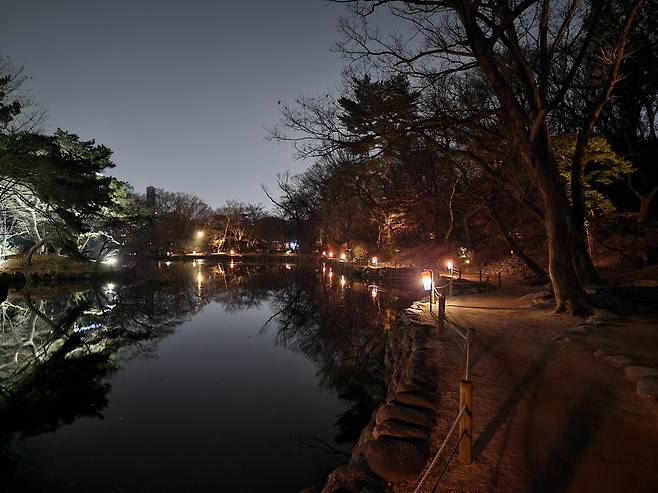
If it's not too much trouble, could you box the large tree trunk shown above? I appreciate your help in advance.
[567,0,644,283]
[569,142,605,286]
[25,235,53,266]
[638,188,657,222]
[569,227,605,286]
[532,144,591,314]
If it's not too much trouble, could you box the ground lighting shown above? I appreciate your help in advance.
[370,285,378,299]
[422,269,434,292]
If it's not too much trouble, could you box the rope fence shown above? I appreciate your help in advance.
[413,283,476,493]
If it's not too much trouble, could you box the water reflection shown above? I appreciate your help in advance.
[0,262,410,490]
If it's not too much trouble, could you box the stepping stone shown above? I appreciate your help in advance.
[391,391,435,410]
[373,419,430,440]
[637,377,658,400]
[595,350,634,368]
[601,354,634,368]
[568,325,593,335]
[353,437,427,484]
[376,404,435,428]
[624,366,658,383]
[320,465,385,493]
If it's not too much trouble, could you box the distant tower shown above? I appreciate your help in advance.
[146,186,156,206]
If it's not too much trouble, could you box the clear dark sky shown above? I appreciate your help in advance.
[0,0,348,207]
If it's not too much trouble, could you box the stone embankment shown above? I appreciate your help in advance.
[308,301,441,493]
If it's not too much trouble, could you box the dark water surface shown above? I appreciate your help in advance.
[0,262,411,492]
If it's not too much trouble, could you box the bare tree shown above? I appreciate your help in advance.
[328,0,644,313]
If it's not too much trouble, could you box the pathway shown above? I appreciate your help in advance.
[400,281,658,493]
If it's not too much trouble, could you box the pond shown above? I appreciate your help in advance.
[0,261,413,492]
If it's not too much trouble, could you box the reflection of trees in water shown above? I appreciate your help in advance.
[0,267,198,443]
[268,269,403,444]
[0,262,287,440]
[0,262,403,453]
[207,264,270,312]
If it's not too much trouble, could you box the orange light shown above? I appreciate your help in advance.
[421,270,433,291]
[340,253,346,261]
[371,257,378,266]
[446,260,454,271]
[328,251,334,258]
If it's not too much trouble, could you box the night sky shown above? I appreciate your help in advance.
[0,0,348,207]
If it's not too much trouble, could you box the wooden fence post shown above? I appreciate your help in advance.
[479,269,482,283]
[430,282,435,315]
[459,380,473,465]
[438,289,446,331]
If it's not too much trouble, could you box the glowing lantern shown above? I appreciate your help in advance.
[446,260,454,272]
[322,251,327,257]
[196,230,204,239]
[340,253,346,261]
[371,257,378,266]
[421,270,433,291]
[340,275,346,287]
[328,251,334,258]
[230,249,236,256]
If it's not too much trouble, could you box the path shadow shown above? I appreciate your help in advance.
[527,389,611,493]
[473,344,556,457]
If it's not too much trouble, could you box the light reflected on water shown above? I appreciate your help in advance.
[0,262,412,492]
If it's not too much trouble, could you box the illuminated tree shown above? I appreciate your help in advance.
[321,0,646,312]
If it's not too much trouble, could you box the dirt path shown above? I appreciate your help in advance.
[400,282,658,493]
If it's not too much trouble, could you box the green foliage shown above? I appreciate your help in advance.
[0,75,21,128]
[555,135,635,215]
[338,75,419,156]
[2,130,116,232]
